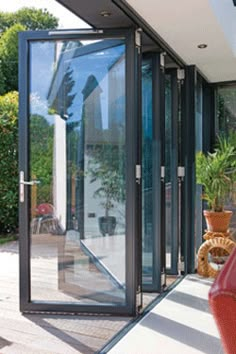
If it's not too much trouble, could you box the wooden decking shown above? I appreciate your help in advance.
[0,241,131,354]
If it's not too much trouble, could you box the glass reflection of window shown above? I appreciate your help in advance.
[142,58,153,284]
[216,85,236,235]
[195,77,203,252]
[29,39,127,306]
[165,75,172,267]
[216,85,236,135]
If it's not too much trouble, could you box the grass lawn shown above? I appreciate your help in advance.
[0,234,18,245]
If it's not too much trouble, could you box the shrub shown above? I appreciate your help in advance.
[0,91,18,233]
[196,133,236,212]
[0,23,25,95]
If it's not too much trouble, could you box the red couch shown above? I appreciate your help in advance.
[209,246,236,354]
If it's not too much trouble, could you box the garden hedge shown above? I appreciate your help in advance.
[0,91,18,233]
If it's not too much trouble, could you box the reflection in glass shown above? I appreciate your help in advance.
[165,74,172,269]
[142,58,153,284]
[216,85,236,233]
[216,85,236,134]
[29,39,126,305]
[195,77,203,251]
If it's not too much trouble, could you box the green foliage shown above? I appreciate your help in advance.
[0,91,18,233]
[0,234,17,244]
[0,23,25,95]
[88,143,125,217]
[0,8,58,95]
[0,7,58,32]
[0,8,58,232]
[30,115,54,204]
[216,87,236,134]
[196,133,236,212]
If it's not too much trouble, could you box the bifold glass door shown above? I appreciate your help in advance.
[19,29,141,315]
[164,70,181,276]
[142,56,154,287]
[142,59,183,291]
[142,53,165,292]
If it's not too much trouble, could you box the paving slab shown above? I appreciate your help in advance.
[108,275,224,354]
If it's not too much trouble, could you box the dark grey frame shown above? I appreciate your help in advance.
[165,69,179,275]
[18,28,140,315]
[142,53,166,292]
[182,65,197,273]
[202,79,215,152]
[113,0,185,67]
[141,55,183,292]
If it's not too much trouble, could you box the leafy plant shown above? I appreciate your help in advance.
[88,142,125,217]
[30,114,54,204]
[0,91,18,233]
[196,133,236,212]
[0,23,26,95]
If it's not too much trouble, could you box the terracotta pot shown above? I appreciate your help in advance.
[203,210,233,233]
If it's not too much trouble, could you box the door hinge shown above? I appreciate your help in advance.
[161,166,165,181]
[136,284,142,312]
[136,164,141,184]
[177,166,185,180]
[177,69,185,82]
[160,52,166,70]
[135,28,142,53]
[161,271,166,288]
[178,256,185,274]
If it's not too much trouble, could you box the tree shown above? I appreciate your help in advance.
[0,8,59,233]
[0,23,25,95]
[0,91,18,233]
[0,7,58,32]
[0,8,58,95]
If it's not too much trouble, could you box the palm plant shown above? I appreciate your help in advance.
[196,133,236,212]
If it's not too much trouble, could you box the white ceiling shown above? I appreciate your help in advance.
[126,0,236,82]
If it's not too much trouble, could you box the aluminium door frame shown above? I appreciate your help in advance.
[18,28,141,315]
[165,68,179,275]
[141,52,166,293]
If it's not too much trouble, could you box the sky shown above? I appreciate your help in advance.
[0,0,90,29]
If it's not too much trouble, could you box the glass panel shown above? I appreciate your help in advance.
[216,85,236,233]
[142,58,153,285]
[195,77,203,251]
[29,39,126,305]
[216,85,236,134]
[165,74,172,270]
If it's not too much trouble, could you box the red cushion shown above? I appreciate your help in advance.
[209,247,236,354]
[36,203,54,215]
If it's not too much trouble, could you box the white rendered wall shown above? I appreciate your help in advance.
[53,115,67,229]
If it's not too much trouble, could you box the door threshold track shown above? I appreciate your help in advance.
[99,275,184,354]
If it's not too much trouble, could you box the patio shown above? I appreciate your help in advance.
[0,240,223,354]
[0,240,131,354]
[107,275,223,354]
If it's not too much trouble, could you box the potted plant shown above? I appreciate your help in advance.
[196,133,236,232]
[88,143,125,236]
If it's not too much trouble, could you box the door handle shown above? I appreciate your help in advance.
[20,180,41,186]
[19,171,40,202]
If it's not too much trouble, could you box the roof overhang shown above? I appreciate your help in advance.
[56,0,236,83]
